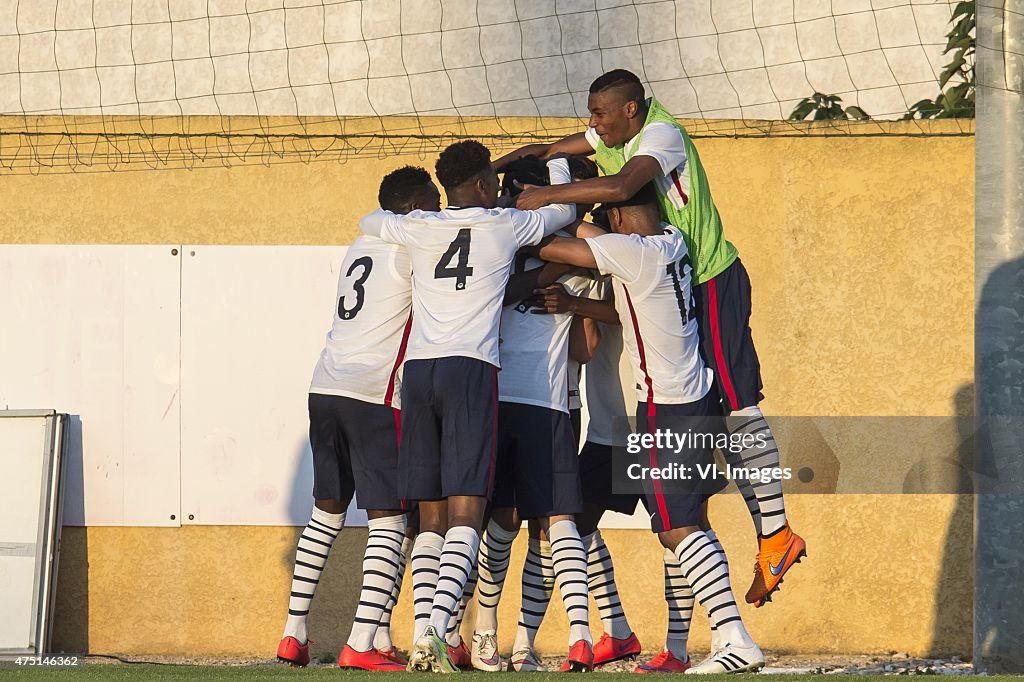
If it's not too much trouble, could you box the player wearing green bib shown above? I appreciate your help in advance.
[495,70,806,629]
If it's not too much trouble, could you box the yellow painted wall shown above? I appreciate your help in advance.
[3,117,974,657]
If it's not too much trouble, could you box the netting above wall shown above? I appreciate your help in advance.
[0,0,975,174]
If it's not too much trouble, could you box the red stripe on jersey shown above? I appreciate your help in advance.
[647,402,671,530]
[706,278,740,411]
[383,312,413,407]
[622,286,654,403]
[670,169,689,206]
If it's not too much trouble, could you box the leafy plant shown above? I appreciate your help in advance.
[903,0,975,119]
[787,92,870,121]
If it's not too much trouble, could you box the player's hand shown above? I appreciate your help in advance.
[515,186,553,210]
[530,283,575,314]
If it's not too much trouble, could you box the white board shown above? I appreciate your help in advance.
[179,245,363,526]
[0,411,66,654]
[0,246,181,527]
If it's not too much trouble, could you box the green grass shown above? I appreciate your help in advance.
[2,668,1024,682]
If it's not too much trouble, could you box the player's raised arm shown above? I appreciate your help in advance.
[358,208,414,245]
[508,158,577,245]
[492,132,593,171]
[535,235,599,270]
[515,154,661,210]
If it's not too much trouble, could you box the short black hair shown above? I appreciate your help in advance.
[568,156,599,181]
[500,155,600,198]
[589,69,645,104]
[378,166,433,212]
[435,140,492,190]
[606,182,659,211]
[499,155,548,197]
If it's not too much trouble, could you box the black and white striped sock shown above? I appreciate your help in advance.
[374,534,412,651]
[475,519,518,633]
[428,526,481,636]
[513,537,553,652]
[411,531,444,643]
[550,520,592,646]
[705,529,728,650]
[729,407,787,535]
[283,506,345,644]
[447,565,478,647]
[662,547,693,661]
[346,514,407,652]
[583,530,632,639]
[672,531,752,648]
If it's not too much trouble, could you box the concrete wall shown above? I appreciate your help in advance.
[2,117,975,658]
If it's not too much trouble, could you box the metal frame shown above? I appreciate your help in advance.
[0,410,67,657]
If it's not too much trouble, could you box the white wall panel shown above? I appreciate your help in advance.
[0,246,181,526]
[179,245,364,526]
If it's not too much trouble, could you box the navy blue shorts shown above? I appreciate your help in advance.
[693,258,764,412]
[308,393,404,511]
[579,440,642,515]
[570,408,582,453]
[492,402,583,519]
[398,357,498,501]
[635,390,726,534]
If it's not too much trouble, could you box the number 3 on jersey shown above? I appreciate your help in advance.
[338,256,373,320]
[434,228,474,290]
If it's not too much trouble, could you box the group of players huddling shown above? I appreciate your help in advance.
[276,69,807,674]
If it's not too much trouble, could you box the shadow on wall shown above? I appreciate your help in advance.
[915,385,975,657]
[972,254,1024,670]
[279,436,364,663]
[51,415,87,654]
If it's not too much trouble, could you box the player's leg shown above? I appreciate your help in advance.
[410,501,446,647]
[394,359,450,670]
[509,521,553,672]
[336,400,410,671]
[338,509,407,671]
[508,404,592,671]
[471,506,518,671]
[470,403,520,671]
[694,259,806,606]
[278,393,354,667]
[640,397,763,675]
[634,548,694,674]
[374,519,415,660]
[576,440,643,666]
[412,357,497,673]
[445,562,476,668]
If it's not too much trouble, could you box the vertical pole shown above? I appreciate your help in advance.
[975,0,1024,673]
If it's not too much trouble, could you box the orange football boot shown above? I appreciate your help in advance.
[277,636,310,667]
[593,632,642,666]
[449,639,472,669]
[377,647,408,666]
[745,523,807,607]
[633,649,691,674]
[559,639,595,672]
[337,644,406,671]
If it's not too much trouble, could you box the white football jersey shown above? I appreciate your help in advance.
[309,236,412,408]
[360,159,575,367]
[586,227,713,404]
[581,279,635,445]
[498,255,594,413]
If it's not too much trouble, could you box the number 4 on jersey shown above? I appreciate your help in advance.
[434,228,474,290]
